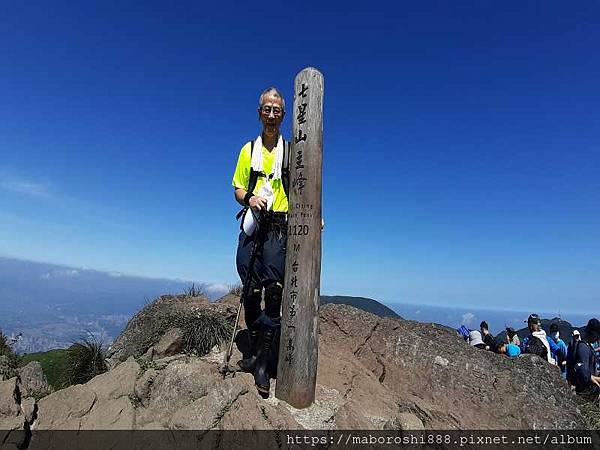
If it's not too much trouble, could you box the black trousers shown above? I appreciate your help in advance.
[236,226,287,326]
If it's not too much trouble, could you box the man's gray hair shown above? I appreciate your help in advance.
[259,87,285,111]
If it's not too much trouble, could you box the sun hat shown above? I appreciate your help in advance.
[468,330,485,347]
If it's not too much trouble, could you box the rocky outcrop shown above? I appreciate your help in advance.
[0,376,36,448]
[317,304,584,429]
[0,377,21,418]
[36,357,140,430]
[1,301,590,440]
[106,294,235,368]
[17,362,50,398]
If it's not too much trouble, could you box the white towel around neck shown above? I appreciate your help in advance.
[250,134,284,181]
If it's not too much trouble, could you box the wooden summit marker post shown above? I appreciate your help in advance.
[275,67,324,408]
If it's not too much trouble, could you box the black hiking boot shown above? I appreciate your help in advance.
[237,327,260,373]
[254,327,276,398]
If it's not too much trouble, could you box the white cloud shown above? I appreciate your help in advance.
[0,171,133,232]
[203,283,229,299]
[41,269,80,279]
[0,177,52,198]
[461,312,476,326]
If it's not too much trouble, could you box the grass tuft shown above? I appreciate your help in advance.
[108,293,235,365]
[178,311,232,355]
[65,334,107,386]
[134,307,231,357]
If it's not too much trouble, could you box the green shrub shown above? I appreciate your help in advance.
[20,349,70,389]
[65,335,107,386]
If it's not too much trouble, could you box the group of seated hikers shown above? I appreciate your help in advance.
[457,316,600,396]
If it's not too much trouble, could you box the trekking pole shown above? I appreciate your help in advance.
[220,210,264,378]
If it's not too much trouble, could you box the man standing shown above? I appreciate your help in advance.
[232,87,289,398]
[566,318,600,394]
[520,313,558,365]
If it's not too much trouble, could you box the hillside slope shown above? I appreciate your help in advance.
[320,295,400,318]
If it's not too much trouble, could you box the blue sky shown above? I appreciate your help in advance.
[1,1,599,313]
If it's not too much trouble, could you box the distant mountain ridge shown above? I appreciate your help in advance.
[0,256,212,315]
[320,295,401,318]
[510,318,588,345]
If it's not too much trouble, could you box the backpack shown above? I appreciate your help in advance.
[457,325,470,341]
[246,139,291,199]
[567,340,597,391]
[524,336,548,360]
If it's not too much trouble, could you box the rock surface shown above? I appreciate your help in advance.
[0,377,21,418]
[17,362,50,398]
[1,299,590,443]
[152,328,184,359]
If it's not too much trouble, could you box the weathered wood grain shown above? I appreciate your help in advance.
[275,67,324,408]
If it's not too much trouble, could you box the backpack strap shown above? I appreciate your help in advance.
[282,139,290,199]
[246,140,261,196]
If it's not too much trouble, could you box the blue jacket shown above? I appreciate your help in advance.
[555,339,567,360]
[550,338,568,371]
[547,334,559,354]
